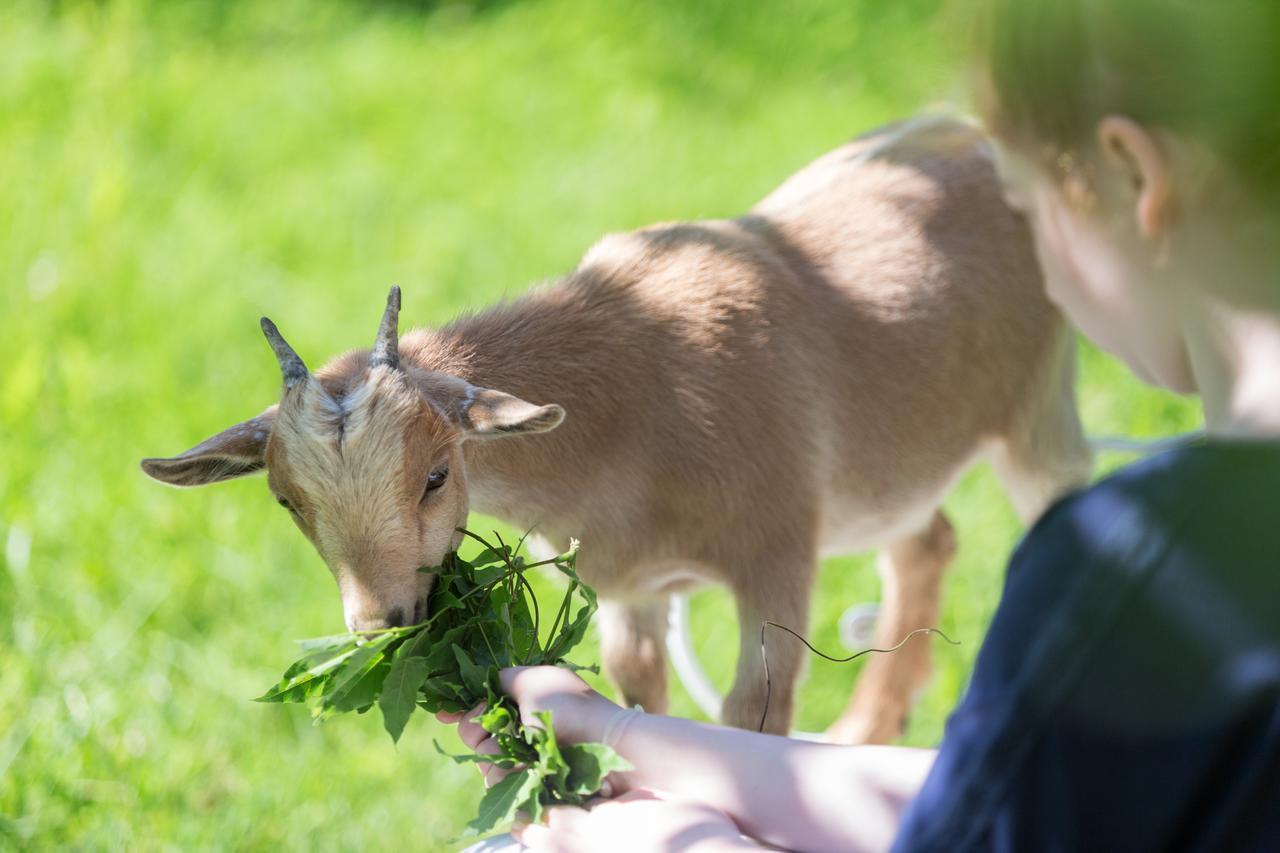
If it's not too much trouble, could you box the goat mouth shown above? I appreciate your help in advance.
[412,596,430,625]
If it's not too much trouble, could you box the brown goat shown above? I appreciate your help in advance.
[142,116,1091,743]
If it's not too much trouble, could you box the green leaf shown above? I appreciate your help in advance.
[255,645,361,703]
[379,648,432,742]
[429,588,466,614]
[256,529,617,837]
[471,564,507,586]
[477,703,513,735]
[530,711,569,791]
[432,739,520,769]
[556,660,600,676]
[419,695,469,716]
[546,603,595,662]
[487,585,512,608]
[295,632,364,653]
[426,673,464,695]
[452,644,490,698]
[326,657,390,715]
[464,768,542,837]
[443,572,475,599]
[507,590,537,662]
[496,731,539,766]
[468,620,512,672]
[314,633,396,717]
[418,676,465,713]
[404,623,469,672]
[470,546,511,568]
[561,743,633,797]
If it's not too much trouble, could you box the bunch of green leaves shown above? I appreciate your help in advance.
[256,530,630,836]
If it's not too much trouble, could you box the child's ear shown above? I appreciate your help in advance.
[140,407,277,486]
[459,386,565,438]
[1098,115,1173,238]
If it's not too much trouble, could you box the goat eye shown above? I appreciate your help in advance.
[276,495,294,512]
[423,467,449,500]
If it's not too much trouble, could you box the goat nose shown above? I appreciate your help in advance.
[347,607,407,634]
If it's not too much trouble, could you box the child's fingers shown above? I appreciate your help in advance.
[480,762,511,787]
[497,665,532,696]
[513,805,588,849]
[469,735,516,788]
[467,733,496,754]
[456,721,489,750]
[545,804,590,833]
[437,701,486,742]
[443,701,517,787]
[512,821,553,850]
[605,788,661,804]
[473,734,504,763]
[455,704,490,749]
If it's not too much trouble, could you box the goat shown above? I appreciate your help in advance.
[142,116,1091,743]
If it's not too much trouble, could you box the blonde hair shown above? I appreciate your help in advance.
[976,0,1280,205]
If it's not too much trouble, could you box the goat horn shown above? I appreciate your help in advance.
[260,317,310,390]
[370,285,401,370]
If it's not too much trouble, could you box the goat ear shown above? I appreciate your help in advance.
[140,407,276,487]
[460,387,565,438]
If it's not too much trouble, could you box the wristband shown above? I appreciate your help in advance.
[597,705,643,798]
[601,705,644,751]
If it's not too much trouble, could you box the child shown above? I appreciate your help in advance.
[443,1,1280,848]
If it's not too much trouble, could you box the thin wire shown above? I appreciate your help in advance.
[756,621,961,733]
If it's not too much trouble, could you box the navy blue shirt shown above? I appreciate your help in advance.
[894,441,1280,852]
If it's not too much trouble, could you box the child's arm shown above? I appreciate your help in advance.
[602,709,935,851]
[444,666,934,851]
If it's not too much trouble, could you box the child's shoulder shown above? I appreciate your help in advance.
[1099,436,1280,489]
[1009,438,1280,610]
[970,438,1280,726]
[904,439,1280,853]
[1038,438,1280,543]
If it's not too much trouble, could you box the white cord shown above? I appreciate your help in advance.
[666,595,723,721]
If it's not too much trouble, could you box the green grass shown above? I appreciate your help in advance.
[0,0,1201,848]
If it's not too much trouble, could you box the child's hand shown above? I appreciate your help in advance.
[436,665,624,786]
[498,665,624,741]
[440,702,517,788]
[514,788,752,852]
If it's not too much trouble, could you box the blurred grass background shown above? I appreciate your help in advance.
[0,0,1201,848]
